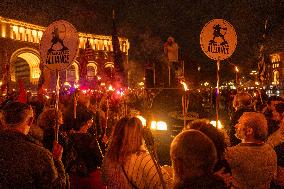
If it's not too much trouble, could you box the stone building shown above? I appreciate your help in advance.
[0,16,129,91]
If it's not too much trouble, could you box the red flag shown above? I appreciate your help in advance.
[17,79,27,103]
[79,39,94,83]
[112,10,126,86]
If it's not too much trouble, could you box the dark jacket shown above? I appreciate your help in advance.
[0,131,67,189]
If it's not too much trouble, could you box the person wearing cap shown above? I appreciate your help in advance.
[0,102,67,188]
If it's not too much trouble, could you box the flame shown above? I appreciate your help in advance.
[180,81,189,91]
[235,66,239,72]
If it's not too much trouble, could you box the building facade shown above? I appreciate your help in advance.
[269,52,284,89]
[0,16,129,90]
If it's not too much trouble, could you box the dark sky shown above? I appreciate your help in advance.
[0,0,284,82]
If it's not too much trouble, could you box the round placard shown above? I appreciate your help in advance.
[40,20,79,71]
[200,19,237,60]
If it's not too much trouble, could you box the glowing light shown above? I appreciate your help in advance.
[0,81,2,86]
[137,116,146,126]
[101,83,105,86]
[255,81,259,85]
[45,95,50,99]
[156,121,167,130]
[150,121,168,131]
[151,121,157,130]
[108,85,114,91]
[210,120,223,129]
[180,81,189,91]
[235,66,239,72]
[138,82,144,86]
[74,84,80,88]
[64,82,71,87]
[204,82,209,86]
[97,76,101,80]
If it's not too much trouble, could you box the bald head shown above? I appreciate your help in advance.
[171,130,217,180]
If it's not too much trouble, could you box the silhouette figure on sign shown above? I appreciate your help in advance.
[48,27,68,52]
[210,24,228,45]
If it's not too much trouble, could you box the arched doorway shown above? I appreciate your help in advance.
[10,48,40,89]
[66,61,79,83]
[87,62,97,81]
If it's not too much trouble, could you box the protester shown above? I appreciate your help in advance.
[225,112,277,189]
[102,117,172,188]
[185,119,229,172]
[67,107,104,189]
[0,102,67,188]
[266,103,284,188]
[171,129,227,189]
[229,92,254,146]
[37,107,76,172]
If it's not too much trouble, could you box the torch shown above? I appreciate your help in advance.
[181,81,189,128]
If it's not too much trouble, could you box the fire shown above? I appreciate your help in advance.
[180,81,189,91]
[235,66,239,72]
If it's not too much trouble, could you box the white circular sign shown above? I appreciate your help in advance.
[40,20,79,71]
[200,19,237,60]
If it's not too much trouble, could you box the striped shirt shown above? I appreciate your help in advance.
[123,150,172,189]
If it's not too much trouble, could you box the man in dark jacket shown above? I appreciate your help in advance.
[0,102,67,189]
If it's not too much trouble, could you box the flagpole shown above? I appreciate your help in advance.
[216,60,220,128]
[55,70,60,142]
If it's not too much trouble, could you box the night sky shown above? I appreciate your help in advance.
[0,0,284,83]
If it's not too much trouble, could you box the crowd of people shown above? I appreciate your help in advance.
[0,87,283,189]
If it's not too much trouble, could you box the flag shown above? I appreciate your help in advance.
[258,45,266,82]
[79,39,93,83]
[257,17,269,82]
[85,39,94,59]
[17,79,27,103]
[112,10,125,86]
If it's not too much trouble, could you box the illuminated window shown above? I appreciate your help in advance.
[19,27,25,41]
[94,39,98,50]
[271,54,281,63]
[87,65,97,80]
[273,70,280,85]
[1,24,6,38]
[66,65,76,82]
[38,31,43,42]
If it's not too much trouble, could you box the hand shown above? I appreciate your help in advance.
[214,167,233,187]
[52,141,63,161]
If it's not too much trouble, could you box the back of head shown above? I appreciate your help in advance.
[37,108,62,130]
[240,112,268,141]
[2,102,33,127]
[171,130,217,177]
[120,117,143,162]
[186,119,226,160]
[233,92,252,109]
[106,117,129,161]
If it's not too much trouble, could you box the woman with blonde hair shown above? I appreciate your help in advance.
[102,117,171,188]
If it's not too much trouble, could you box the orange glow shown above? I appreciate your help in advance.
[180,81,189,91]
[235,66,239,72]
